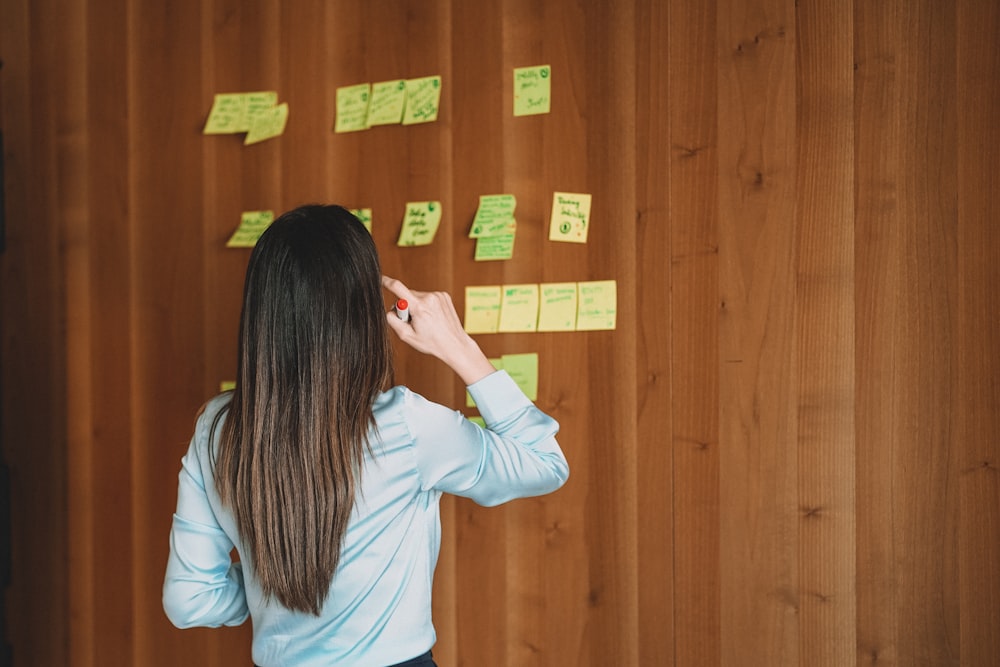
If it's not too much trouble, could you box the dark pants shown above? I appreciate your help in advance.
[254,649,435,667]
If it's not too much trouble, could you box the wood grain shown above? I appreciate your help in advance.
[1,0,999,664]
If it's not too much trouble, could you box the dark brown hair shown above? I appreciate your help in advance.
[214,204,393,615]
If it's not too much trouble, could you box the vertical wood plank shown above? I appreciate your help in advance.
[853,0,901,662]
[634,0,677,663]
[662,0,721,664]
[793,1,856,665]
[956,0,1000,664]
[717,0,800,664]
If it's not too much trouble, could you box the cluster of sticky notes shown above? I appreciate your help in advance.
[335,75,442,133]
[467,353,538,408]
[203,91,289,145]
[548,191,592,243]
[227,210,275,247]
[464,280,617,334]
[514,65,552,116]
[397,201,443,246]
[469,194,517,261]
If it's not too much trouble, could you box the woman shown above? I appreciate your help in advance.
[162,204,569,666]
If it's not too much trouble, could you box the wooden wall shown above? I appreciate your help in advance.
[1,0,998,665]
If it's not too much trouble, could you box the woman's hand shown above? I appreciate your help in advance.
[382,275,496,385]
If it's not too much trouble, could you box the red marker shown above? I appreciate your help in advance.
[394,298,410,322]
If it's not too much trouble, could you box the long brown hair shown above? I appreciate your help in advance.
[214,204,393,615]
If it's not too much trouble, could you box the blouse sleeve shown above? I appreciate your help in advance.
[162,411,249,629]
[408,370,569,506]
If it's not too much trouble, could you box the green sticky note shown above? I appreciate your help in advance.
[367,79,408,126]
[576,280,617,331]
[350,208,373,233]
[538,282,579,331]
[335,83,371,133]
[203,93,248,134]
[467,357,502,407]
[548,191,592,243]
[469,194,517,238]
[513,64,551,116]
[498,284,540,333]
[244,102,289,145]
[467,416,486,428]
[227,210,275,248]
[464,286,502,334]
[502,353,539,401]
[402,75,442,125]
[220,380,237,392]
[474,233,515,261]
[396,201,442,246]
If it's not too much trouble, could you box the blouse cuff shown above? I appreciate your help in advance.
[466,370,533,425]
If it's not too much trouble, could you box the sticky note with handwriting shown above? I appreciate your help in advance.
[537,282,579,331]
[350,208,373,233]
[335,83,371,133]
[469,194,517,238]
[499,284,540,332]
[397,201,442,246]
[548,191,592,243]
[203,93,248,134]
[244,102,289,145]
[367,79,408,126]
[502,353,539,400]
[227,210,275,248]
[513,65,551,116]
[402,75,442,125]
[464,286,502,334]
[576,280,617,331]
[475,233,515,261]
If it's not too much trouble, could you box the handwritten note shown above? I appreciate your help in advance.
[402,75,442,125]
[513,65,552,116]
[469,194,517,238]
[499,284,540,332]
[548,191,592,243]
[335,83,371,133]
[397,201,442,246]
[367,79,408,126]
[203,91,279,134]
[227,210,275,248]
[576,280,618,331]
[537,282,579,331]
[244,102,289,145]
[475,233,515,261]
[464,286,502,334]
[350,208,373,233]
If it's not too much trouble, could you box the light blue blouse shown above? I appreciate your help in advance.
[163,370,568,667]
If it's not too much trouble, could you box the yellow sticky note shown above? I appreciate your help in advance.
[203,93,248,134]
[576,280,617,331]
[549,191,592,243]
[367,79,408,126]
[474,233,515,261]
[502,353,539,400]
[397,201,442,246]
[538,282,579,331]
[220,380,237,392]
[464,286,502,334]
[467,357,502,407]
[469,194,517,238]
[499,284,540,333]
[513,65,551,116]
[244,102,289,145]
[402,75,442,125]
[468,416,486,428]
[350,208,373,233]
[226,210,275,248]
[335,83,371,133]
